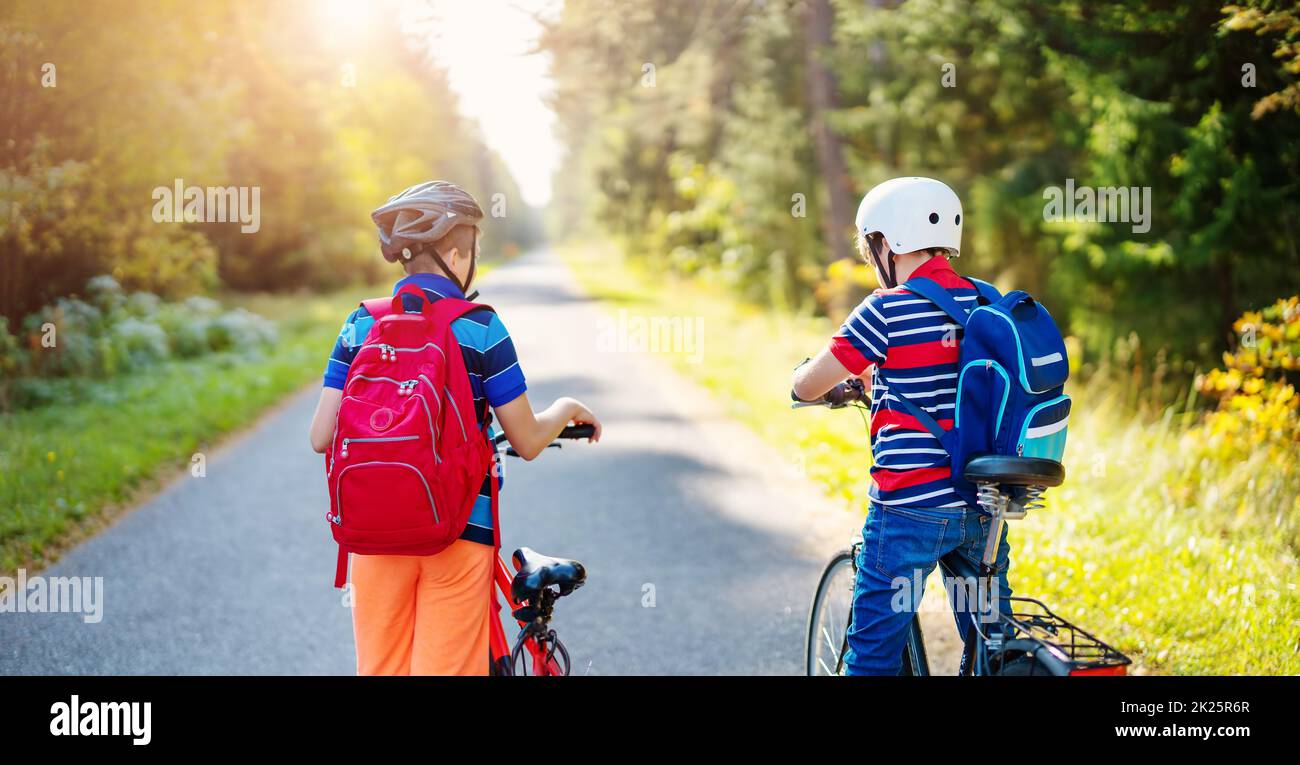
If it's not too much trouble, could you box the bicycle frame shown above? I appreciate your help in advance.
[487,555,563,676]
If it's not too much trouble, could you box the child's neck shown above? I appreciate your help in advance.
[893,252,940,284]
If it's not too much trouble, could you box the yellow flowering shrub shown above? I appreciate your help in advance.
[812,257,878,314]
[1193,296,1300,462]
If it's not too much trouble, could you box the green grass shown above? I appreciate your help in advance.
[0,283,383,574]
[560,242,1300,675]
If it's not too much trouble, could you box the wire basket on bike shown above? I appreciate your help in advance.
[994,597,1131,675]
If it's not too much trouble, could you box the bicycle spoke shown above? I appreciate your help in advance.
[821,625,838,654]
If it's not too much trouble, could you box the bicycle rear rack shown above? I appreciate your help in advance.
[998,597,1131,673]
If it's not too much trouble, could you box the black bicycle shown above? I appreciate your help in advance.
[799,379,1130,676]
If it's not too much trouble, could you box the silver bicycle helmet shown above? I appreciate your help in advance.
[371,181,483,260]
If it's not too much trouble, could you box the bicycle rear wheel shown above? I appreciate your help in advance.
[989,653,1056,676]
[805,550,856,676]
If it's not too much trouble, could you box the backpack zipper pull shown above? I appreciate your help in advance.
[341,438,350,458]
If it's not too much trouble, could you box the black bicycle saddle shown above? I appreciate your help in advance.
[964,455,1065,487]
[510,547,586,604]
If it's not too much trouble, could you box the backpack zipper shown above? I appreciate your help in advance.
[340,434,418,459]
[359,342,447,363]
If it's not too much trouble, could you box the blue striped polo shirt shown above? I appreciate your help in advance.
[323,273,527,545]
[828,256,978,509]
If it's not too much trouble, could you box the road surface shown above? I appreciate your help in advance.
[0,249,960,675]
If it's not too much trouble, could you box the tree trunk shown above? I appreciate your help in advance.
[803,0,854,269]
[803,0,858,318]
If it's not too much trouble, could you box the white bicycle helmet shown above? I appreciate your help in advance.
[854,176,963,257]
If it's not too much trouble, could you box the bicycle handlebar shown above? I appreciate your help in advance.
[493,423,597,457]
[559,424,596,440]
[791,378,868,409]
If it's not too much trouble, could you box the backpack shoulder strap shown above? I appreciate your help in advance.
[429,297,495,325]
[885,388,950,443]
[901,276,971,328]
[967,277,1002,306]
[361,296,394,320]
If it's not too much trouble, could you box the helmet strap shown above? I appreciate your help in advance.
[462,229,479,299]
[427,242,469,296]
[868,235,899,289]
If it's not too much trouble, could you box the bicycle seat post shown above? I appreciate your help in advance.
[976,483,1009,575]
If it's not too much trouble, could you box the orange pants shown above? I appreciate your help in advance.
[349,540,495,676]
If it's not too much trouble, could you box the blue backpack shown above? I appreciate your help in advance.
[882,276,1072,505]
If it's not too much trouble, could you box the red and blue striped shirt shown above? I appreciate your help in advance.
[828,256,977,508]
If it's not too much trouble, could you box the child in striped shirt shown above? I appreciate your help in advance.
[791,177,1012,675]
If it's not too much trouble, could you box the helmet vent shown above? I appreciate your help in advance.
[928,212,940,224]
[955,214,961,225]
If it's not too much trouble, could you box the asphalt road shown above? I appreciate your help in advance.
[0,248,960,675]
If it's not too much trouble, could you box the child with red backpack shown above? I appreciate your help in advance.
[308,181,601,676]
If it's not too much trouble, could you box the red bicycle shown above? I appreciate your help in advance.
[487,424,592,676]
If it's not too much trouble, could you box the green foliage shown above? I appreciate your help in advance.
[0,282,377,573]
[0,0,539,322]
[543,0,1300,368]
[0,275,277,410]
[543,0,825,309]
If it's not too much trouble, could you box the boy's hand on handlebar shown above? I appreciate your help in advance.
[823,382,853,407]
[792,378,866,409]
[566,399,602,443]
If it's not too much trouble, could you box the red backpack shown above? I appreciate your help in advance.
[326,284,496,587]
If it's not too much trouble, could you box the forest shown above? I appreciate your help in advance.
[542,0,1300,370]
[1,0,540,325]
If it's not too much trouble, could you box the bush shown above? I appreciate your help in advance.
[207,309,277,352]
[1194,296,1300,459]
[108,317,169,371]
[0,275,278,411]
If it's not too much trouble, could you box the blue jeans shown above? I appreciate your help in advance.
[842,503,1012,676]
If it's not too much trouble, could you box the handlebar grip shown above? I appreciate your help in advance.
[559,424,596,439]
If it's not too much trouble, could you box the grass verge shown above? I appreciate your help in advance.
[560,242,1299,675]
[0,283,384,574]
